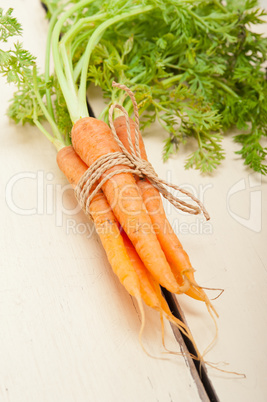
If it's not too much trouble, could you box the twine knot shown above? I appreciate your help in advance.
[75,81,210,221]
[134,160,154,178]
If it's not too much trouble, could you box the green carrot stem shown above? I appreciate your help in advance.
[161,74,183,88]
[61,13,107,46]
[77,5,155,118]
[33,66,64,142]
[214,79,239,98]
[51,0,95,122]
[45,5,64,120]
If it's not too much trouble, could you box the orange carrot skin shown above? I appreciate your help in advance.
[114,116,208,301]
[136,180,191,280]
[71,117,180,294]
[56,146,141,298]
[120,228,194,339]
[120,229,192,329]
[120,229,162,309]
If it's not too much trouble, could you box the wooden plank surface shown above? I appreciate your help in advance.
[0,1,267,401]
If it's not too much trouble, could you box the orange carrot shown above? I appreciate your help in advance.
[57,146,141,299]
[120,228,203,357]
[113,115,213,305]
[120,229,162,309]
[71,117,182,294]
[57,145,204,359]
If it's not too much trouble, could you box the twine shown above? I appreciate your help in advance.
[75,81,210,221]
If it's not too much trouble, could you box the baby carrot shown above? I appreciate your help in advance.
[113,116,214,306]
[56,145,141,299]
[71,117,182,294]
[120,228,202,358]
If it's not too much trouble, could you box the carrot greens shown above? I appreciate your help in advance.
[1,0,267,173]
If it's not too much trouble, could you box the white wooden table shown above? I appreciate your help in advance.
[1,2,267,401]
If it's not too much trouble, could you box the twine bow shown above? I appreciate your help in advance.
[75,82,210,221]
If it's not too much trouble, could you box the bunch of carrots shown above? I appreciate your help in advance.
[56,86,218,358]
[1,4,218,360]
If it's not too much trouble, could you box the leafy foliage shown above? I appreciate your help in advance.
[0,9,41,124]
[1,2,267,173]
[78,0,267,173]
[0,7,68,145]
[54,78,73,140]
[7,73,47,125]
[0,8,22,42]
